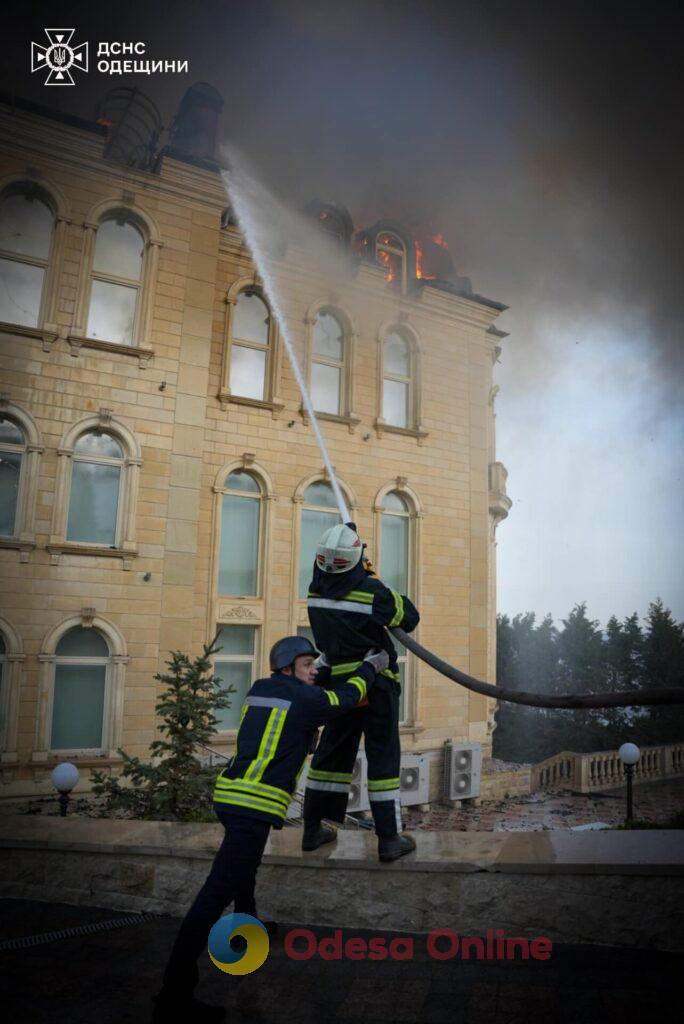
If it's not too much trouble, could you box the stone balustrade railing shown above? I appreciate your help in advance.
[532,742,684,793]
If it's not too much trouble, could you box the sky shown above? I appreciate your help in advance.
[5,0,683,628]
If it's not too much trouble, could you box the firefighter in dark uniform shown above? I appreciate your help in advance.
[152,634,389,1023]
[302,522,420,862]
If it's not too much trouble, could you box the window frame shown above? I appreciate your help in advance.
[293,474,357,623]
[216,468,265,599]
[49,412,141,567]
[303,302,359,432]
[69,199,162,364]
[219,278,284,416]
[85,215,145,348]
[65,430,126,549]
[373,482,423,730]
[0,182,59,332]
[375,322,428,443]
[375,230,407,292]
[0,616,25,761]
[48,634,112,755]
[212,623,259,737]
[33,614,129,764]
[0,401,43,559]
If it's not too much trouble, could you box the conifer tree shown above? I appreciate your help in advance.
[91,636,234,821]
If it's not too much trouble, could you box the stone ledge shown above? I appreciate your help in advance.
[0,815,682,875]
[0,817,682,949]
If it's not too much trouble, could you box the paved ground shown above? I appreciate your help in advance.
[403,777,684,832]
[0,900,680,1024]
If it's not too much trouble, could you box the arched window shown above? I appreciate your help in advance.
[0,416,25,538]
[50,627,110,751]
[376,231,406,290]
[86,215,144,345]
[66,430,124,546]
[311,310,345,416]
[0,186,55,327]
[377,487,421,724]
[382,329,413,428]
[218,470,262,596]
[230,290,271,400]
[299,481,340,598]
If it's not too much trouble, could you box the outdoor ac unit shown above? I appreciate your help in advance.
[443,740,482,801]
[347,751,370,812]
[399,753,430,806]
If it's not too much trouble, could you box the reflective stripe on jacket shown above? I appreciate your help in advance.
[307,572,420,671]
[212,664,375,827]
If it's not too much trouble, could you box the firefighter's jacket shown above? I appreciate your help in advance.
[212,663,376,827]
[307,561,420,688]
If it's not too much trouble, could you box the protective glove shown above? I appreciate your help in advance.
[313,652,329,670]
[363,648,389,673]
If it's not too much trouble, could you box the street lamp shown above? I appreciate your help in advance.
[618,743,640,825]
[51,762,80,817]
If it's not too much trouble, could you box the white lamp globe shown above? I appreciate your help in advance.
[618,743,641,766]
[51,762,80,793]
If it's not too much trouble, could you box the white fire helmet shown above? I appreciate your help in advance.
[315,523,363,574]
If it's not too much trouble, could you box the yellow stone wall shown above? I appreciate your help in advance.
[0,100,508,800]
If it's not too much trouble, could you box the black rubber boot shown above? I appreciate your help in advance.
[301,821,337,851]
[378,833,416,862]
[151,992,225,1023]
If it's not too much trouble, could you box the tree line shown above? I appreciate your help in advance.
[493,599,684,764]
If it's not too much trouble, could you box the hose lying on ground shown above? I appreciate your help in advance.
[390,627,684,709]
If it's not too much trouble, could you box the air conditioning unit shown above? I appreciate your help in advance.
[347,751,370,812]
[399,753,430,806]
[443,740,482,801]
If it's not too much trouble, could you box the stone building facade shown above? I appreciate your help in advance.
[0,94,510,801]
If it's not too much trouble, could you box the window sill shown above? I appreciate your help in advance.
[300,406,361,434]
[67,334,154,367]
[400,722,425,739]
[374,419,429,445]
[0,320,58,351]
[0,536,36,562]
[218,389,284,419]
[47,541,138,569]
[30,752,124,769]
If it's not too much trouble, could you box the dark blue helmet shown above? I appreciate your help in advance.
[269,635,319,673]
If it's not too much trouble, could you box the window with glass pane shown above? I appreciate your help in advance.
[214,625,256,730]
[86,217,144,345]
[218,471,261,596]
[230,292,270,400]
[50,628,108,750]
[376,232,406,288]
[311,311,344,415]
[0,417,25,538]
[299,482,339,598]
[380,492,411,722]
[66,431,123,546]
[383,330,412,428]
[0,190,53,327]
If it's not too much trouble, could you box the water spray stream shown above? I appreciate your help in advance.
[221,163,350,524]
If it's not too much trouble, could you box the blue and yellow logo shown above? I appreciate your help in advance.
[208,913,269,976]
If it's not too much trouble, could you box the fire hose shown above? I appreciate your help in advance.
[389,626,684,709]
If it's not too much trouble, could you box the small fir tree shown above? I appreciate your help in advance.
[91,635,234,821]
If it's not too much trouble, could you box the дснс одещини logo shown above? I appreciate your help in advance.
[31,29,88,86]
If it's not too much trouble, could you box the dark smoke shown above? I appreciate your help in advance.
[4,0,684,393]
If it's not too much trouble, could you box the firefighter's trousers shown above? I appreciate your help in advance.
[303,678,403,838]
